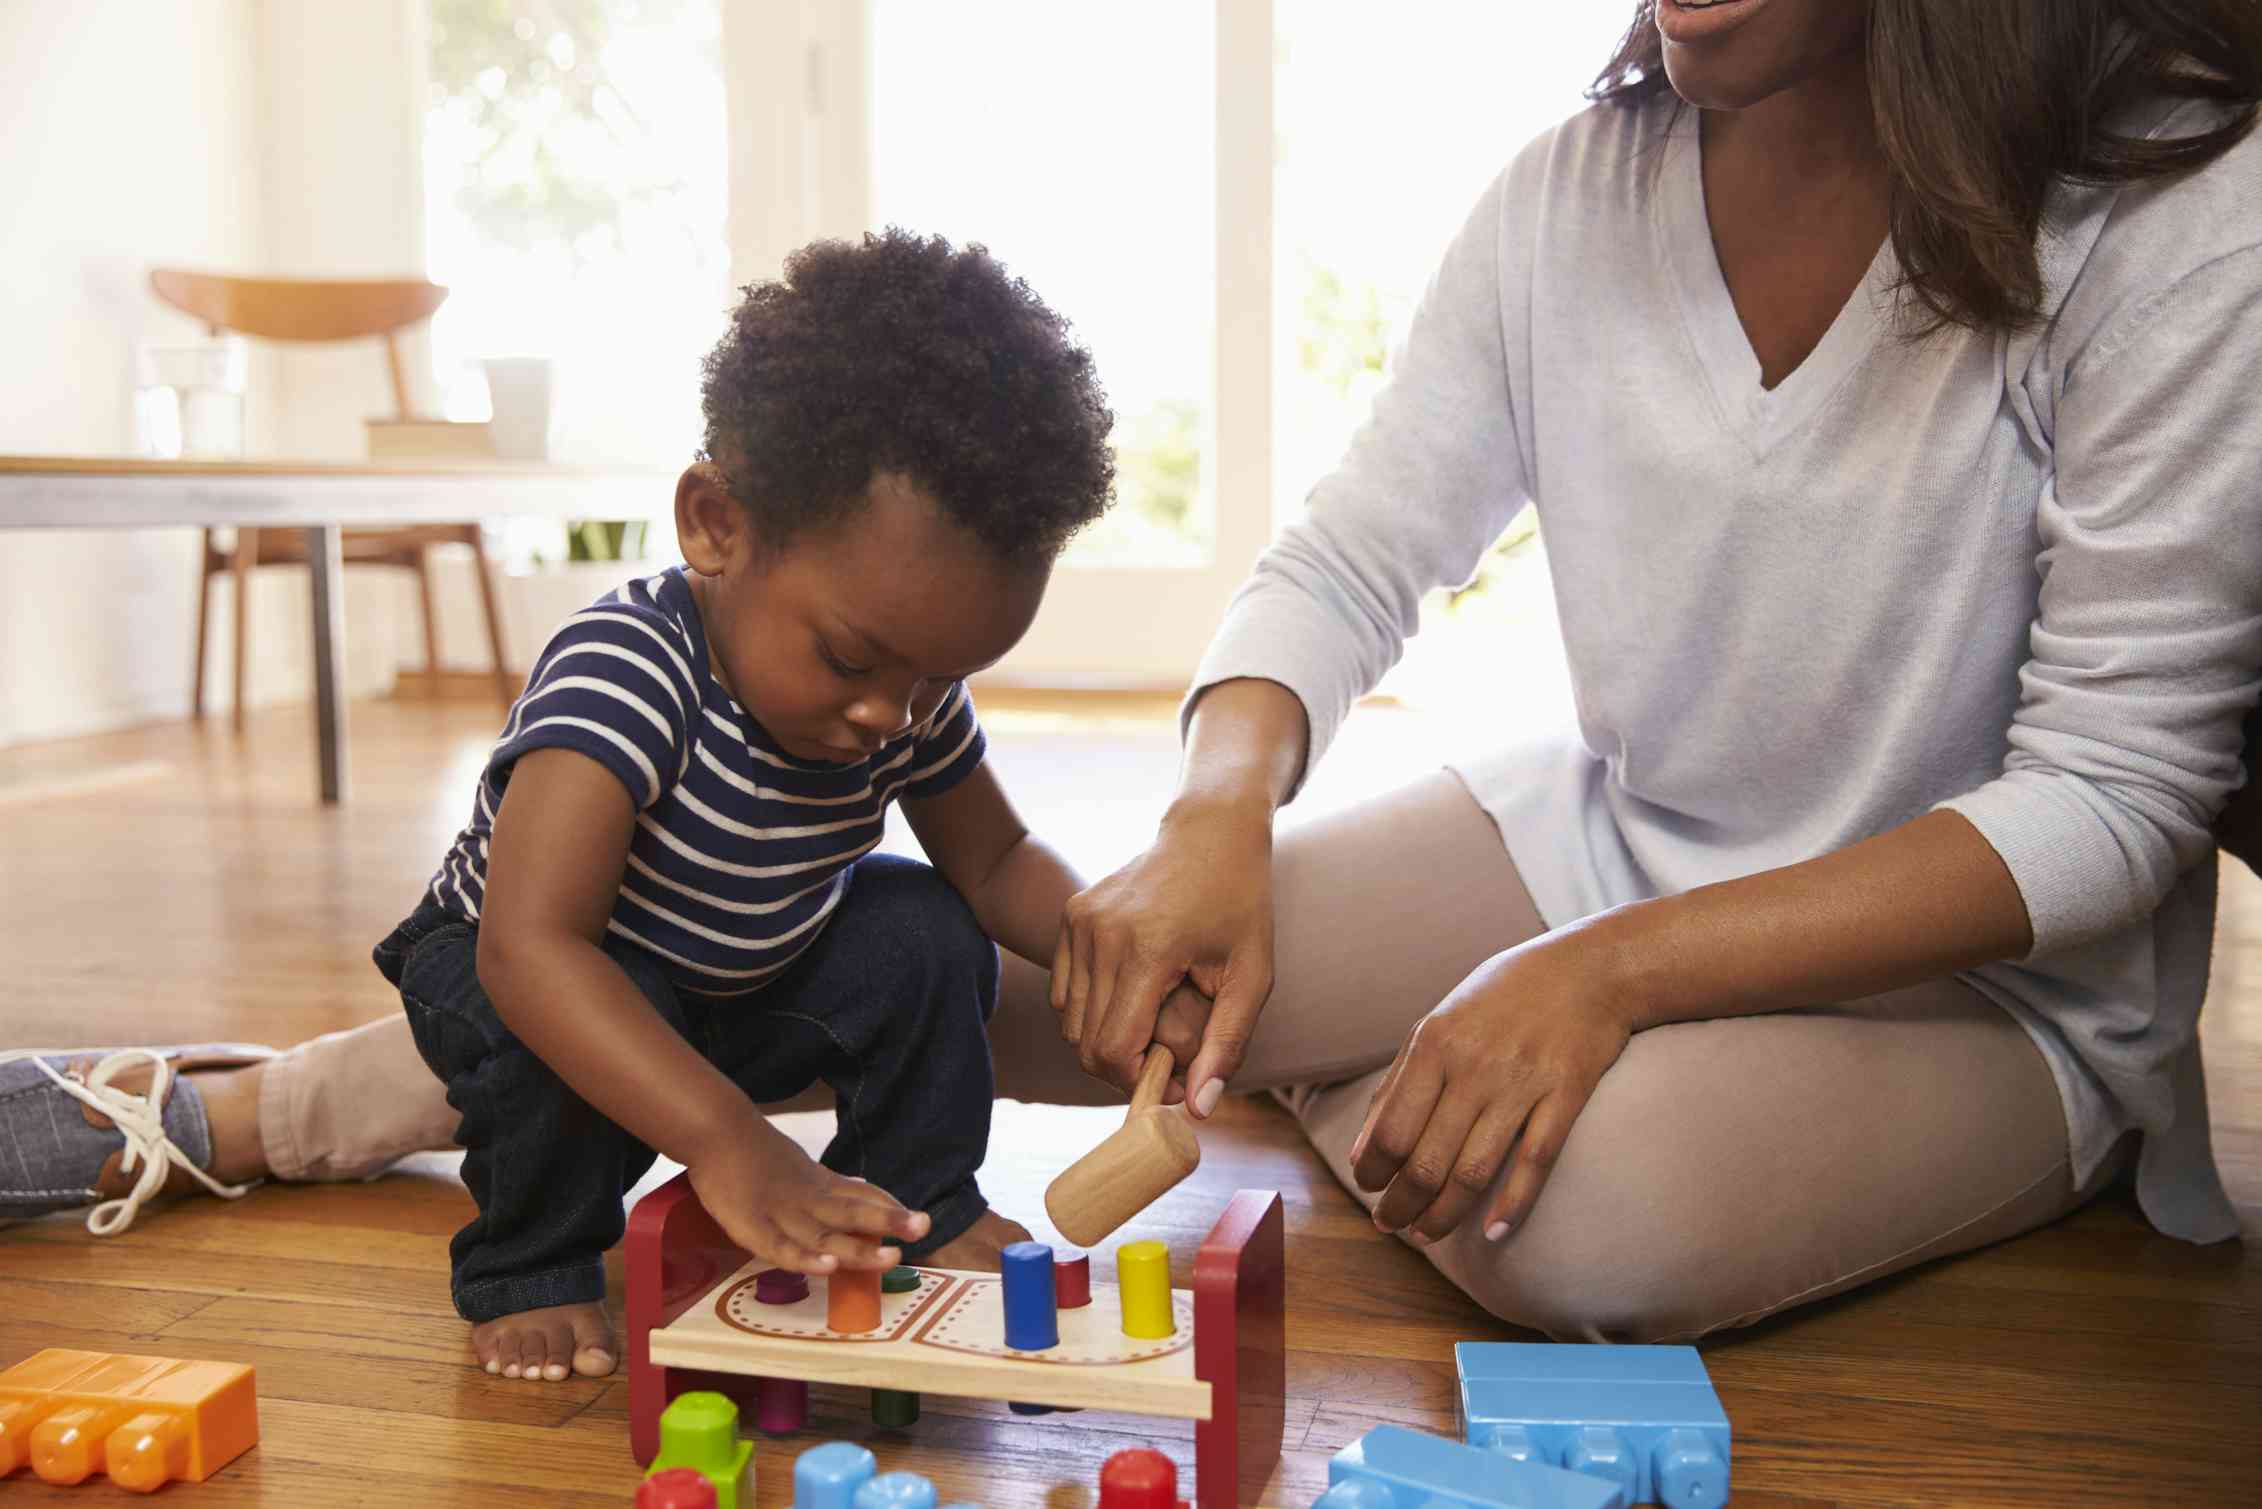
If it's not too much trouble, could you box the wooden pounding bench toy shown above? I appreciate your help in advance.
[625,1172,1284,1508]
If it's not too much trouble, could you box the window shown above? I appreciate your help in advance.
[1271,4,1627,717]
[1275,3,1634,528]
[871,0,1217,569]
[424,0,729,562]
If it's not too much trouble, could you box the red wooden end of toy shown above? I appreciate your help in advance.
[1192,1189,1285,1509]
[625,1173,760,1465]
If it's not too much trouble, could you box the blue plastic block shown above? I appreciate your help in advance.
[1455,1344,1711,1386]
[794,1441,877,1509]
[852,1470,938,1509]
[1453,1345,1731,1509]
[1318,1424,1627,1509]
[1001,1241,1059,1351]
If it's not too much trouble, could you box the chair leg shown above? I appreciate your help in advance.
[414,546,442,680]
[467,529,514,703]
[192,529,214,721]
[231,526,261,734]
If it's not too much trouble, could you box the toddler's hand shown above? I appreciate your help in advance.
[687,1117,930,1274]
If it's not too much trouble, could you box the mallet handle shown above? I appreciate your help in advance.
[1128,1044,1174,1117]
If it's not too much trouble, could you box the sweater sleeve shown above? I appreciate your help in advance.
[1938,245,2262,956]
[1185,160,1536,787]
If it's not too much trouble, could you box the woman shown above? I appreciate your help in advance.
[11,0,2260,1353]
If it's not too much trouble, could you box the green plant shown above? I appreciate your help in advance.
[566,518,648,562]
[1113,397,1204,541]
[429,0,711,260]
[1295,255,1537,606]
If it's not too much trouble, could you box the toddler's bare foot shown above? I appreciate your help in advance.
[922,1208,1034,1272]
[471,1301,616,1381]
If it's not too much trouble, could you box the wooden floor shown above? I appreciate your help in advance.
[3,696,2258,1506]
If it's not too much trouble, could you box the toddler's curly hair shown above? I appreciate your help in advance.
[700,227,1116,563]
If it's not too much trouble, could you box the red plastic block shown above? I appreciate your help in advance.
[1099,1446,1181,1509]
[637,1465,719,1508]
[0,1348,258,1492]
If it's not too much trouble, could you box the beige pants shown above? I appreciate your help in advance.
[265,771,2101,1341]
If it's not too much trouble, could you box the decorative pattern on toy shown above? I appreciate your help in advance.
[917,1276,1192,1364]
[1454,1343,1731,1509]
[1315,1424,1627,1509]
[721,1267,952,1343]
[0,1347,258,1492]
[646,1390,754,1509]
[716,1265,1193,1366]
[625,1177,1286,1507]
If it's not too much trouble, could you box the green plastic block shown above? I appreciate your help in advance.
[649,1390,755,1509]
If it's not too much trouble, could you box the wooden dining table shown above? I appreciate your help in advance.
[0,455,673,803]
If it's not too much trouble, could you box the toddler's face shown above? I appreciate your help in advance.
[683,469,1048,764]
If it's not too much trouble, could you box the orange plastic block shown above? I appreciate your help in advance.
[0,1349,258,1492]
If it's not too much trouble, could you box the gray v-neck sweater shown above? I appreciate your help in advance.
[1193,97,2261,1242]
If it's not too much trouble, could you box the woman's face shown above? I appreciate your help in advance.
[1653,0,1869,111]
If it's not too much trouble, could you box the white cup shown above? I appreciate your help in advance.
[136,339,248,458]
[483,357,555,461]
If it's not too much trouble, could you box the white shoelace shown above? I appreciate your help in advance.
[2,1048,260,1236]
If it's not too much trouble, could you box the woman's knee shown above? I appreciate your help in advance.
[1440,1184,1725,1344]
[1427,1037,1760,1342]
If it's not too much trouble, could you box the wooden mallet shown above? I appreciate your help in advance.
[1044,1044,1202,1248]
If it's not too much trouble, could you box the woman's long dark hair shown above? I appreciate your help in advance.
[1590,2,2262,332]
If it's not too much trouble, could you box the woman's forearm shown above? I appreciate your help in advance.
[1594,808,2033,1030]
[1168,678,1312,826]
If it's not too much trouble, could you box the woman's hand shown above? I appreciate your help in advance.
[1352,926,1638,1244]
[1053,792,1275,1114]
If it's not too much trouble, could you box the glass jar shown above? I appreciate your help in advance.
[135,339,248,458]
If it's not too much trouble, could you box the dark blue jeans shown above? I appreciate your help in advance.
[374,854,999,1323]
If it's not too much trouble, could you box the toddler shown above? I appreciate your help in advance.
[374,229,1117,1381]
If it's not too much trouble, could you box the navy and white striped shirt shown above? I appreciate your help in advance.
[425,567,986,997]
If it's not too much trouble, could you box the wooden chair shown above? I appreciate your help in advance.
[149,270,512,729]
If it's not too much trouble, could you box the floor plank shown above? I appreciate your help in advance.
[3,696,2258,1505]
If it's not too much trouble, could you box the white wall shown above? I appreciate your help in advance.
[0,1,411,749]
